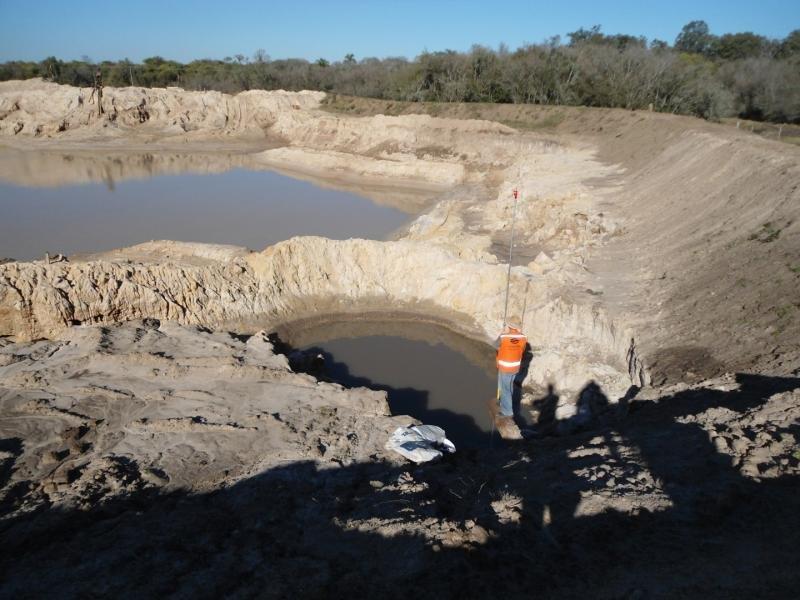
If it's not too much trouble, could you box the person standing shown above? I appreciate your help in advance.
[496,324,528,419]
[90,69,104,116]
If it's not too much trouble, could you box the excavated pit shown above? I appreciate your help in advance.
[0,83,637,400]
[2,81,799,598]
[0,85,793,451]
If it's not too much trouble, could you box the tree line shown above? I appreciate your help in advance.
[2,22,798,123]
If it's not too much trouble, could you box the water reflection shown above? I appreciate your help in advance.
[0,148,255,190]
[0,147,442,212]
[0,148,424,260]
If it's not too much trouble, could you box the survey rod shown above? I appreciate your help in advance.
[502,187,520,328]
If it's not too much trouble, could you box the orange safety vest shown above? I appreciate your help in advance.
[497,329,527,373]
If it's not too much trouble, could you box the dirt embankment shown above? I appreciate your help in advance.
[0,236,629,402]
[0,78,323,142]
[322,94,800,382]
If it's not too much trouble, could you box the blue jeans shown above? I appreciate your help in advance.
[497,371,517,417]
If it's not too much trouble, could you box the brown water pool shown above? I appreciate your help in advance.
[279,318,499,448]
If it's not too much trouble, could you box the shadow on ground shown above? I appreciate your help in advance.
[1,374,799,599]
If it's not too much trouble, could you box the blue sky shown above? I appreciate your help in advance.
[1,0,798,63]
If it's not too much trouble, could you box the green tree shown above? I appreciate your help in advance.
[778,29,800,57]
[710,32,767,60]
[2,28,798,124]
[568,25,604,46]
[604,34,647,51]
[675,20,714,54]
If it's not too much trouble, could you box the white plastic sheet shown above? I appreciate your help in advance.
[385,424,456,463]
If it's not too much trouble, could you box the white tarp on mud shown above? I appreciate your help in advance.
[385,424,456,463]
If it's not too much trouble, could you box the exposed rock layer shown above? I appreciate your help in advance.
[0,237,632,398]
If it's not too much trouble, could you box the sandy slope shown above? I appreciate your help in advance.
[320,95,800,382]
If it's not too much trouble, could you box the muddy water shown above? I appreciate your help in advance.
[280,318,498,448]
[0,151,411,261]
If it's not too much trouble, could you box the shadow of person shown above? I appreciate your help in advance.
[562,380,609,433]
[515,344,533,391]
[0,437,24,515]
[521,383,560,436]
[510,343,534,429]
[521,380,607,437]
